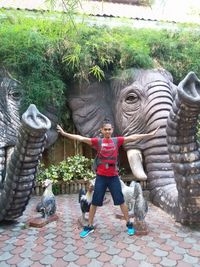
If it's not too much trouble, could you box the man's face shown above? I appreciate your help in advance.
[101,123,113,138]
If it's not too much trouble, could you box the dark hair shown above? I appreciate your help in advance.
[102,118,113,127]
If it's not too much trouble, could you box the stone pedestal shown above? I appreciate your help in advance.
[27,214,59,228]
[115,213,134,220]
[115,213,149,235]
[133,220,149,235]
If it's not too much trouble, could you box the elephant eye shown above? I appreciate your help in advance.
[8,81,22,101]
[8,89,21,100]
[125,93,139,104]
[11,91,21,99]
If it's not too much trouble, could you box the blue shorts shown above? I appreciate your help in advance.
[92,175,125,206]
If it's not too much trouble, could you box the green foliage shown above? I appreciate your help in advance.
[58,24,154,82]
[118,167,127,176]
[45,0,82,27]
[89,65,105,81]
[0,10,66,115]
[145,29,200,84]
[36,155,95,183]
[1,9,200,128]
[59,155,95,181]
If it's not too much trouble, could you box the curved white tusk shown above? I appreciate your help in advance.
[127,149,147,181]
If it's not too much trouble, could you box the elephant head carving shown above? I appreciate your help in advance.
[68,68,200,225]
[0,70,51,221]
[68,79,115,137]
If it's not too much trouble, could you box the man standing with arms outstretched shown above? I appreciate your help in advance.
[57,120,159,238]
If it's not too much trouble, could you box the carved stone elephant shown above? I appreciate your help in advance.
[68,68,200,225]
[0,70,51,221]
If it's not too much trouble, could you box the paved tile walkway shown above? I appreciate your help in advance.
[0,193,200,267]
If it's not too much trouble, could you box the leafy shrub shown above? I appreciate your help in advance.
[0,10,66,117]
[59,155,95,181]
[1,9,200,130]
[36,155,95,183]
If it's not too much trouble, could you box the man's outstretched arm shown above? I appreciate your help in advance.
[123,127,160,144]
[57,125,92,145]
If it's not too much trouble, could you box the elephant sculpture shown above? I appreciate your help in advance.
[0,70,51,221]
[68,68,200,225]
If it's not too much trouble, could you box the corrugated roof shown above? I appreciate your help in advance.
[0,0,200,24]
[80,0,200,24]
[90,0,150,5]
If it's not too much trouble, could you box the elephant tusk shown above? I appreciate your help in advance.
[0,147,14,186]
[6,146,14,164]
[127,149,147,181]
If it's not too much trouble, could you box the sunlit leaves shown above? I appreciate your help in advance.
[62,44,81,70]
[89,65,105,81]
[36,155,94,183]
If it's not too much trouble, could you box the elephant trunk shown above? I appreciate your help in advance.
[166,72,200,224]
[0,104,51,221]
[130,130,179,216]
[125,80,179,216]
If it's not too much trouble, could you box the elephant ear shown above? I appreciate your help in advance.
[0,68,6,80]
[68,80,114,137]
[0,67,9,80]
[0,67,20,84]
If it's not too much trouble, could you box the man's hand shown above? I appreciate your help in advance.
[57,125,64,135]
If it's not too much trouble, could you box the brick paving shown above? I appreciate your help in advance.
[0,193,200,267]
